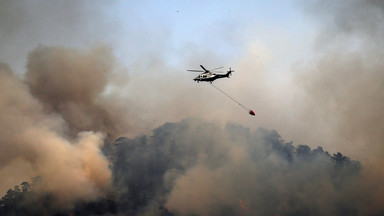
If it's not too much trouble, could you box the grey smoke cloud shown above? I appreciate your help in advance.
[294,0,384,159]
[1,0,384,214]
[0,0,119,74]
[25,45,131,140]
[112,119,384,216]
[0,1,129,203]
[290,2,384,212]
[0,42,138,206]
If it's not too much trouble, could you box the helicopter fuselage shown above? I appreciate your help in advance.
[193,72,231,83]
[188,65,233,83]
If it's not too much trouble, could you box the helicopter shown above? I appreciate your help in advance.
[188,65,255,116]
[187,65,234,83]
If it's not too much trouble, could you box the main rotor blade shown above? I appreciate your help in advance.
[200,65,209,72]
[210,66,224,71]
[187,70,205,72]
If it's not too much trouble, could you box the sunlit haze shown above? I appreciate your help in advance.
[1,0,384,215]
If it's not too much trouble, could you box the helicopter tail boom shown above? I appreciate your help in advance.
[225,67,234,77]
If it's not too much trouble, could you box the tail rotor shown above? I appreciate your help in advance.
[227,67,234,77]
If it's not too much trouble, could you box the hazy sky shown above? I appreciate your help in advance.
[2,2,384,213]
[0,0,317,138]
[0,0,314,74]
[1,0,382,160]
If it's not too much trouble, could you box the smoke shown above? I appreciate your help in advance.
[0,0,118,74]
[1,0,384,214]
[25,45,130,139]
[0,45,127,206]
[111,119,384,216]
[289,2,384,213]
[294,0,384,159]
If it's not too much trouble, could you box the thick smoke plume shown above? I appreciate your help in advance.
[3,119,383,215]
[0,45,128,206]
[109,119,381,216]
[25,45,129,139]
[292,1,384,213]
[295,0,384,159]
[1,0,384,215]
